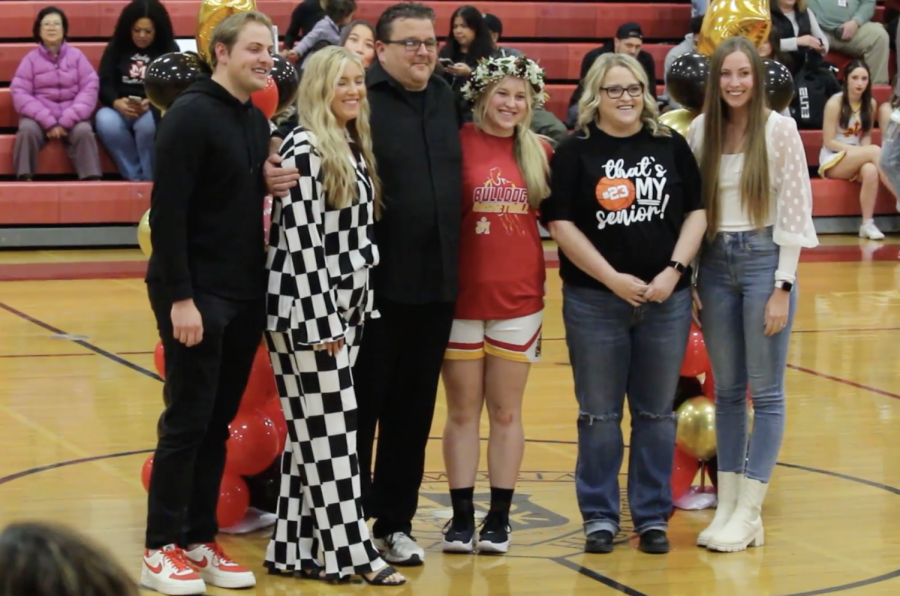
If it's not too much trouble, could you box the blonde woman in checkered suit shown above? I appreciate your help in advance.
[263,45,405,587]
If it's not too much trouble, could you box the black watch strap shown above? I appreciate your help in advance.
[668,260,686,276]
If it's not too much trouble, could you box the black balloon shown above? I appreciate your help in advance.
[666,52,709,112]
[244,455,282,514]
[269,54,299,115]
[144,52,206,112]
[763,58,794,113]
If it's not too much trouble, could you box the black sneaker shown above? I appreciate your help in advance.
[442,501,475,553]
[585,530,614,554]
[476,511,511,554]
[638,529,670,554]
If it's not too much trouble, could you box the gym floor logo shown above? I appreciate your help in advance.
[415,471,634,548]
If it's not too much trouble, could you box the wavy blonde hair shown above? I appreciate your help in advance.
[471,75,551,209]
[575,52,670,138]
[296,45,382,216]
[699,36,770,240]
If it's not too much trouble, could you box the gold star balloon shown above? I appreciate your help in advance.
[196,0,257,66]
[696,0,771,56]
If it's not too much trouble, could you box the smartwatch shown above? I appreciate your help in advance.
[668,260,686,276]
[774,280,794,293]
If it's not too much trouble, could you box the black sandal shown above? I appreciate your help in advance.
[362,565,406,586]
[296,566,351,584]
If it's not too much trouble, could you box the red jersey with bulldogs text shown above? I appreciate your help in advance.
[455,123,550,320]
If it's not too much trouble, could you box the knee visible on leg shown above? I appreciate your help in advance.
[577,409,622,425]
[487,401,520,427]
[860,162,879,183]
[69,121,96,141]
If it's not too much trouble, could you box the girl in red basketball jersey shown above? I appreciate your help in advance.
[440,55,551,555]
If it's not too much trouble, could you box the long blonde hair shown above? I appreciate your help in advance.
[296,45,382,216]
[471,76,550,209]
[699,36,770,240]
[575,52,670,138]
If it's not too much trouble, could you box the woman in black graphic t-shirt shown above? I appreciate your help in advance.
[95,0,178,181]
[541,52,707,555]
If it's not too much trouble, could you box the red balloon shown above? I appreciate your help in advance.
[225,411,280,476]
[251,76,278,120]
[681,322,710,377]
[154,341,166,379]
[141,454,154,492]
[218,473,250,528]
[671,445,700,501]
[259,397,287,449]
[239,344,277,414]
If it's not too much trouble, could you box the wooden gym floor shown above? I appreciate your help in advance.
[1,235,899,595]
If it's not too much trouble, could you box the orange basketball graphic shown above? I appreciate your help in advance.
[595,177,636,211]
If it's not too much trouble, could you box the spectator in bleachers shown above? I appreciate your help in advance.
[819,60,895,238]
[771,0,829,76]
[95,0,178,182]
[341,19,376,67]
[11,6,102,181]
[290,0,358,69]
[284,0,326,53]
[661,16,703,111]
[438,6,497,92]
[807,0,890,84]
[0,521,139,596]
[568,23,658,127]
[758,29,794,117]
[482,13,568,145]
[482,13,522,57]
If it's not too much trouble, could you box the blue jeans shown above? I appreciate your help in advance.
[697,228,796,484]
[562,284,693,537]
[95,107,156,181]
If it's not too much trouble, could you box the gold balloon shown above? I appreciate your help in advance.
[676,395,717,461]
[137,209,152,258]
[659,108,699,138]
[696,0,771,56]
[196,0,257,66]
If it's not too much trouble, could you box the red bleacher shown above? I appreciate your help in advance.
[0,0,897,227]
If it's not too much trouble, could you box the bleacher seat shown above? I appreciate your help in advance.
[0,0,897,233]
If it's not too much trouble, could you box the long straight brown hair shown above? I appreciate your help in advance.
[699,36,771,240]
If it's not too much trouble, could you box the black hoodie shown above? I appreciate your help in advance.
[145,76,270,303]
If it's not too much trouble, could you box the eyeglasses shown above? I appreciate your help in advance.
[385,39,438,52]
[41,22,63,29]
[600,83,644,99]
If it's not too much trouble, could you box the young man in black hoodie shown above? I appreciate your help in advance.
[141,10,299,596]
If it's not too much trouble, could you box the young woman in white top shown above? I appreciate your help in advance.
[687,35,819,553]
[819,60,896,239]
[263,45,404,586]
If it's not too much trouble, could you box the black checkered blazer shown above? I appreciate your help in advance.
[265,125,380,346]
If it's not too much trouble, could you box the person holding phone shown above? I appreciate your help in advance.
[95,0,178,181]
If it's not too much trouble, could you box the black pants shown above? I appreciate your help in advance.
[145,284,264,549]
[354,298,455,538]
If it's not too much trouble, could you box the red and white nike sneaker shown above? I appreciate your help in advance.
[141,545,206,595]
[183,542,257,589]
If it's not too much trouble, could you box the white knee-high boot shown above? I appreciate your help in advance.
[696,471,741,547]
[707,476,768,552]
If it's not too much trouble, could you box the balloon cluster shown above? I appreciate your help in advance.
[670,323,754,502]
[143,342,286,526]
[659,0,794,137]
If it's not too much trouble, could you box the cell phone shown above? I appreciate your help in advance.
[128,96,142,103]
[439,58,454,67]
[834,26,844,39]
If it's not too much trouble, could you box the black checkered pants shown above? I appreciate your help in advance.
[263,323,382,579]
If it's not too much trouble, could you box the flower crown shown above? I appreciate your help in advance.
[460,54,547,108]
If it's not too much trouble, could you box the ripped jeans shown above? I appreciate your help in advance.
[562,283,693,536]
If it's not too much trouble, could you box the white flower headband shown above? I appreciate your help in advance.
[460,54,547,108]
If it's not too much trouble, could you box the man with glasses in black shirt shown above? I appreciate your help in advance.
[354,2,462,567]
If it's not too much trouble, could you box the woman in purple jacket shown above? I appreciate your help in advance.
[11,6,101,181]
